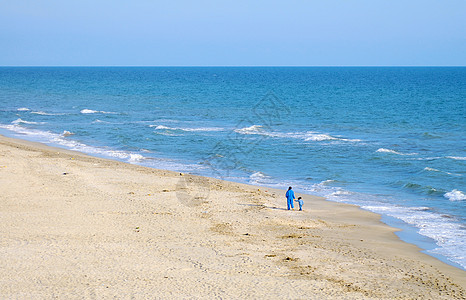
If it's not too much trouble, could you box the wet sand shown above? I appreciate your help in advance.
[0,135,465,299]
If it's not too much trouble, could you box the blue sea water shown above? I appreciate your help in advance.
[0,67,465,269]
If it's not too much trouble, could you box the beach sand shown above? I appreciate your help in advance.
[0,135,465,299]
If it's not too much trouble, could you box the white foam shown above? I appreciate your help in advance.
[31,111,66,116]
[154,131,180,137]
[249,171,274,185]
[182,127,224,132]
[11,118,45,125]
[151,125,182,136]
[444,190,466,201]
[61,130,74,137]
[128,154,145,162]
[30,111,48,115]
[145,158,206,173]
[0,123,147,165]
[320,179,336,185]
[0,123,212,176]
[311,133,361,142]
[17,107,30,111]
[363,203,466,268]
[303,132,337,141]
[250,171,267,179]
[234,126,360,143]
[80,109,98,114]
[424,167,439,172]
[446,156,466,161]
[152,125,171,130]
[151,124,224,132]
[423,167,462,177]
[92,119,110,124]
[305,180,348,198]
[376,148,417,155]
[136,119,181,125]
[408,157,443,161]
[234,125,265,135]
[376,148,400,154]
[296,179,466,269]
[330,190,353,196]
[80,109,117,114]
[154,119,180,123]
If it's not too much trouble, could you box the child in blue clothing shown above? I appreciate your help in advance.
[295,197,304,211]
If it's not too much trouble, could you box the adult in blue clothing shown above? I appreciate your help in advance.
[285,186,295,210]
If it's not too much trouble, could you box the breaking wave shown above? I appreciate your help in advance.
[151,124,225,132]
[234,125,361,142]
[444,190,466,201]
[423,167,462,177]
[61,130,74,137]
[446,156,466,161]
[376,148,418,155]
[31,111,67,116]
[11,118,45,125]
[80,109,118,114]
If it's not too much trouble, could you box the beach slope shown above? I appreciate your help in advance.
[0,135,464,299]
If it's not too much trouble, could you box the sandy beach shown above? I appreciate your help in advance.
[0,134,464,299]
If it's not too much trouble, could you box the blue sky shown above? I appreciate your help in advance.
[1,0,465,66]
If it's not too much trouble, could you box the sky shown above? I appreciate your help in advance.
[0,0,465,66]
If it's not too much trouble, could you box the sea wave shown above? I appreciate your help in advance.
[233,125,360,142]
[151,124,225,132]
[128,154,145,162]
[329,190,353,196]
[80,109,117,114]
[422,132,442,139]
[362,203,466,269]
[11,118,45,125]
[320,179,337,185]
[376,148,418,155]
[408,157,443,161]
[146,119,181,124]
[305,132,361,142]
[61,130,74,137]
[234,125,265,135]
[249,171,275,185]
[424,167,440,172]
[446,156,466,161]
[152,125,171,130]
[300,179,466,269]
[0,123,146,165]
[402,182,444,196]
[444,190,466,201]
[423,167,462,177]
[92,119,111,124]
[305,180,351,198]
[17,107,30,111]
[80,109,98,114]
[303,132,337,141]
[31,111,67,116]
[0,123,210,175]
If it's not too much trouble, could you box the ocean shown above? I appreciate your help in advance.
[0,67,464,269]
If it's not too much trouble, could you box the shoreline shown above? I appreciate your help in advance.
[2,128,464,272]
[1,134,465,298]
